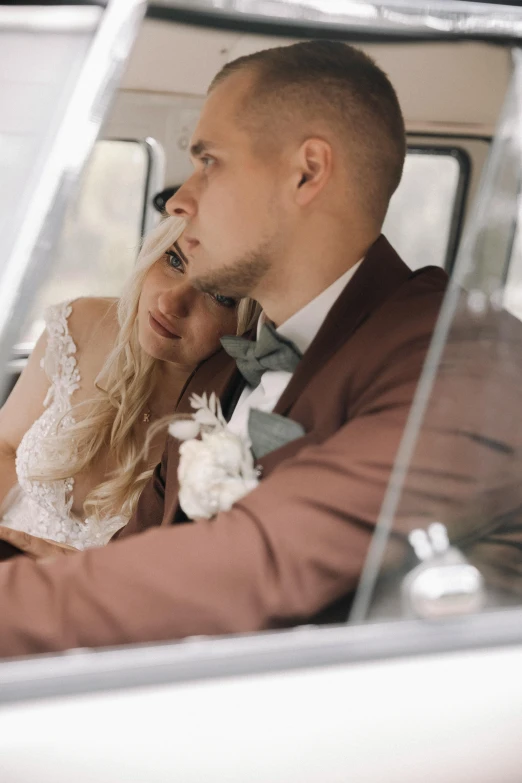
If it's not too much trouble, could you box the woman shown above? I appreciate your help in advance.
[0,215,257,549]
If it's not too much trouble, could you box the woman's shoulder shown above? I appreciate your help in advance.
[45,297,120,391]
[65,297,119,347]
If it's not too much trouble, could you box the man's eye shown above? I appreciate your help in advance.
[165,250,184,271]
[212,293,236,309]
[201,156,215,169]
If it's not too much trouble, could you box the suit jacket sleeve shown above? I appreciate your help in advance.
[0,327,436,656]
[0,302,519,656]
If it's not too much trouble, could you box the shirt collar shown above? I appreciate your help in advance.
[257,258,363,355]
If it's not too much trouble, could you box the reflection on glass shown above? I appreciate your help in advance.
[503,214,522,320]
[0,2,145,402]
[19,140,147,343]
[352,48,522,623]
[0,11,96,246]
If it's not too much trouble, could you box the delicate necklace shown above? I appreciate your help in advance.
[142,402,165,423]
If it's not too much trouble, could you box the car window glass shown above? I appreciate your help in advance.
[383,150,465,271]
[352,60,522,624]
[19,140,149,343]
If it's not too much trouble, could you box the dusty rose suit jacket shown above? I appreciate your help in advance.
[0,237,449,656]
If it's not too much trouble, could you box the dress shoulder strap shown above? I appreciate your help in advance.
[41,300,81,410]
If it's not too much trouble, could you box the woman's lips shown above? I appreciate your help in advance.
[148,312,180,340]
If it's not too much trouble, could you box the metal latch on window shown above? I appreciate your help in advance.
[402,522,485,619]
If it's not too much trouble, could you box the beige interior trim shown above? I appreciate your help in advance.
[120,20,512,129]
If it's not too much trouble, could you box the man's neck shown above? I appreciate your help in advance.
[258,235,375,326]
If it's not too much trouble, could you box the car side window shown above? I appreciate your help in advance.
[19,139,160,344]
[383,147,468,272]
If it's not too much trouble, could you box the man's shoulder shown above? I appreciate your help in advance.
[368,235,448,297]
[342,237,447,338]
[386,263,448,314]
[408,264,448,290]
[343,262,447,367]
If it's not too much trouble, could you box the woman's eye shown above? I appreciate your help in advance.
[212,293,237,309]
[165,250,184,271]
[201,156,215,170]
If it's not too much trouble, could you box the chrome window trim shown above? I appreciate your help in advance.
[141,136,166,237]
[2,606,522,706]
[147,0,522,42]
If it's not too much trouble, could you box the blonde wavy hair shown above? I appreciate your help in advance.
[29,215,259,522]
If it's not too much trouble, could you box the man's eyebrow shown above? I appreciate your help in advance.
[189,139,214,158]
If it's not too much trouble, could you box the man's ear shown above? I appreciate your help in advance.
[293,137,333,206]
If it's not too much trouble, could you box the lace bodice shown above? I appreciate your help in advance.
[0,301,128,549]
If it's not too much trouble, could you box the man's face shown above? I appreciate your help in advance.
[165,71,286,299]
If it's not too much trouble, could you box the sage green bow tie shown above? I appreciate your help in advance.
[221,322,303,389]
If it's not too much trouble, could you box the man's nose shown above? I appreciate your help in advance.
[165,177,198,219]
[157,281,197,320]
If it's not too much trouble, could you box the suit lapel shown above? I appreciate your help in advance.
[273,235,411,416]
[176,347,243,417]
[166,235,411,524]
[178,235,408,420]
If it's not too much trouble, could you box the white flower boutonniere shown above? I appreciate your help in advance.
[168,392,259,520]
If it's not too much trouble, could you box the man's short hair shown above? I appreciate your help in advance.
[210,40,406,226]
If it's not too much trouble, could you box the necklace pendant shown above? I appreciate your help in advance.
[143,410,151,423]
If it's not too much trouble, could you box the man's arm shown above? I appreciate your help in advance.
[0,388,413,655]
[0,303,519,657]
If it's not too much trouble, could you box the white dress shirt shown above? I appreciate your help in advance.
[227,259,363,439]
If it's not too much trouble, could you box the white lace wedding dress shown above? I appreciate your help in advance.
[0,301,128,549]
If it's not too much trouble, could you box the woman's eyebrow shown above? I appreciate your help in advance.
[174,241,189,264]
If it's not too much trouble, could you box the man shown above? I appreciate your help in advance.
[0,41,449,655]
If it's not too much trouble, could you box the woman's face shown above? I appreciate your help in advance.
[137,235,238,369]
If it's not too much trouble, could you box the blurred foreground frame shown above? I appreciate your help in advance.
[352,46,522,621]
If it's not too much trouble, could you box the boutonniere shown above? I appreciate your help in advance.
[168,392,259,520]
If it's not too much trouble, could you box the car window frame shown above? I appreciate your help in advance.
[8,135,163,355]
[400,143,471,273]
[2,607,522,706]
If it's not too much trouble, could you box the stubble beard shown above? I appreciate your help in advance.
[191,240,274,300]
[191,192,286,299]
